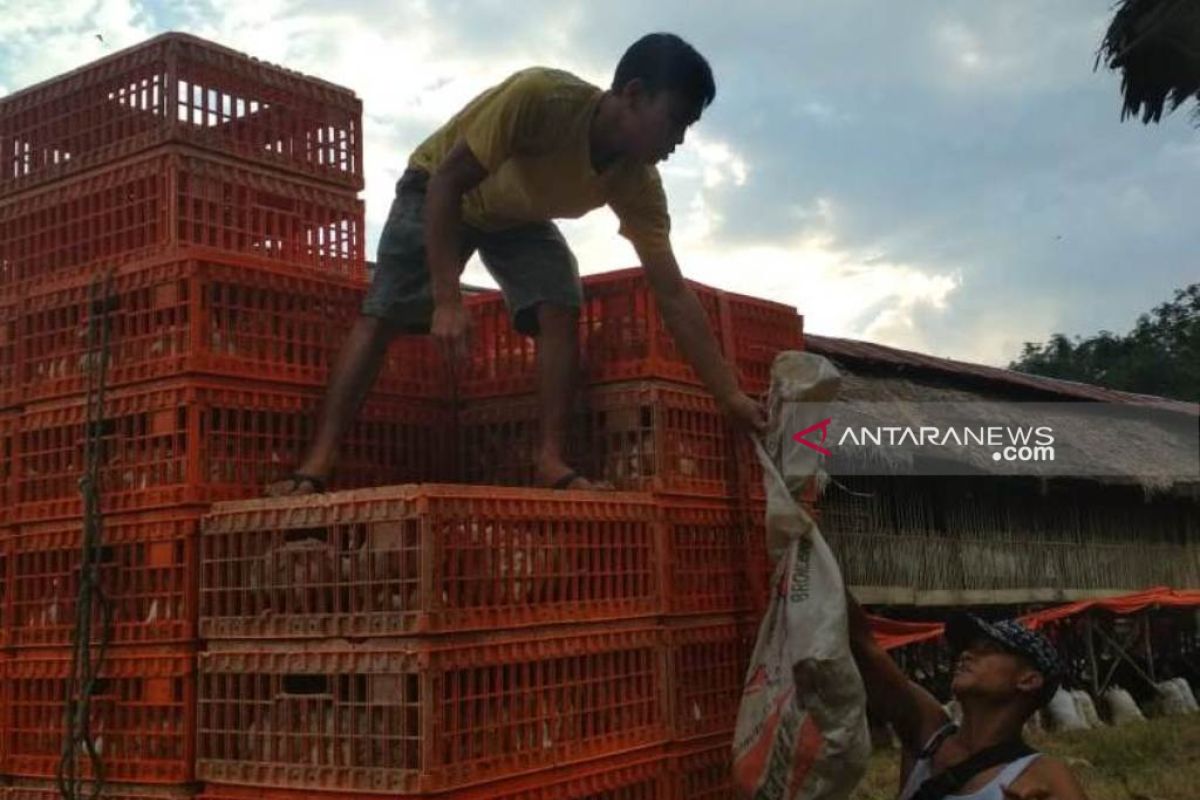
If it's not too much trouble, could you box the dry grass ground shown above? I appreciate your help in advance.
[850,713,1200,800]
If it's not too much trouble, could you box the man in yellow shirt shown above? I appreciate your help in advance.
[269,32,766,495]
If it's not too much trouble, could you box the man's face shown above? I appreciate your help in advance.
[618,82,697,165]
[951,636,1044,703]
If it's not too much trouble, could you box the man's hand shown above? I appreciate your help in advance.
[431,301,470,362]
[720,391,768,436]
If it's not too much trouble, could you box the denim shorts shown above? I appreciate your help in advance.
[362,169,582,336]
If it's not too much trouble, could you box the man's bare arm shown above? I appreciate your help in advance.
[638,248,765,432]
[426,139,489,357]
[846,590,949,754]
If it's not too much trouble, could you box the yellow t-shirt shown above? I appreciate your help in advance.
[409,67,672,259]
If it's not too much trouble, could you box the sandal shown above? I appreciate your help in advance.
[550,471,583,490]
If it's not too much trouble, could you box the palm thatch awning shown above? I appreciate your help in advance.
[1098,0,1200,124]
[831,373,1198,493]
[804,335,1200,494]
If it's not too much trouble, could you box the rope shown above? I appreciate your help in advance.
[58,271,117,800]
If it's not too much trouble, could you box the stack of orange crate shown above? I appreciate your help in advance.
[456,269,805,794]
[196,485,674,797]
[0,32,449,800]
[188,263,804,796]
[0,31,809,800]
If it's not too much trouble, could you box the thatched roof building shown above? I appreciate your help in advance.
[805,334,1200,606]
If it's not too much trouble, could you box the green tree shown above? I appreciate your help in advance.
[1010,284,1200,401]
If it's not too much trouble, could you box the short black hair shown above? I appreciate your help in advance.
[612,33,715,120]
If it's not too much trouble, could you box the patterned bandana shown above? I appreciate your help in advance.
[945,613,1065,705]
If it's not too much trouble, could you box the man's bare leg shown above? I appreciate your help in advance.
[266,314,398,496]
[531,303,611,490]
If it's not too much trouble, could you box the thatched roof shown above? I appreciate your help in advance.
[806,334,1196,414]
[1098,0,1200,125]
[804,335,1200,494]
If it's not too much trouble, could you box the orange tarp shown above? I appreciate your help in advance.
[868,587,1200,651]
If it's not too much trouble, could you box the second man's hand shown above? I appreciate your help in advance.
[720,390,768,436]
[431,300,471,362]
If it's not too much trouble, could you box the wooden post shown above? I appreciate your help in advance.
[1084,615,1100,696]
[1093,621,1158,693]
[1143,612,1155,684]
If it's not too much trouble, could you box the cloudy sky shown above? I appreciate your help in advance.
[3,0,1197,366]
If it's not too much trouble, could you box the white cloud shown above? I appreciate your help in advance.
[929,9,1111,94]
[1161,139,1200,168]
[656,131,752,247]
[790,197,837,229]
[0,0,156,89]
[926,299,1060,367]
[800,100,850,125]
[0,0,99,36]
[644,129,964,354]
[676,232,962,350]
[937,21,987,74]
[557,204,966,361]
[692,139,748,189]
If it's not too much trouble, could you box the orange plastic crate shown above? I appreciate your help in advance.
[460,292,537,397]
[740,497,819,616]
[199,484,660,639]
[9,508,203,648]
[0,651,7,766]
[0,299,17,408]
[577,269,723,386]
[0,411,16,526]
[455,391,543,486]
[718,291,803,395]
[461,270,801,401]
[0,145,365,295]
[0,533,10,649]
[459,381,735,497]
[582,383,735,497]
[663,618,753,740]
[669,734,736,800]
[660,498,758,615]
[5,780,196,800]
[0,32,362,197]
[18,252,443,404]
[2,645,196,783]
[15,378,451,522]
[197,625,667,793]
[461,269,725,397]
[199,746,669,800]
[735,437,823,507]
[732,437,763,503]
[743,506,773,615]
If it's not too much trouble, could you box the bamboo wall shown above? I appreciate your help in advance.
[819,476,1200,603]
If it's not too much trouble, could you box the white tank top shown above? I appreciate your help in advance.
[898,724,1041,800]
